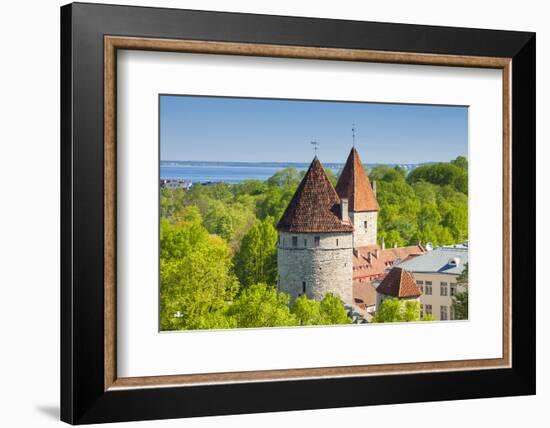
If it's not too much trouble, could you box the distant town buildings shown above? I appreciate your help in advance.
[275,147,467,322]
[160,179,193,190]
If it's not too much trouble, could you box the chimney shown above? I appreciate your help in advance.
[382,238,385,250]
[375,248,380,258]
[372,180,377,198]
[340,198,349,222]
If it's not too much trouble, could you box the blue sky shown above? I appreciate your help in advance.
[160,95,468,164]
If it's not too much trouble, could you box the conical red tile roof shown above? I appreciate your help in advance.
[335,147,379,212]
[377,267,421,298]
[276,157,354,233]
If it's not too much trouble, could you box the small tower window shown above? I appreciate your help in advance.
[314,236,320,247]
[336,238,339,247]
[302,281,306,294]
[364,221,368,229]
[292,236,298,247]
[304,239,307,247]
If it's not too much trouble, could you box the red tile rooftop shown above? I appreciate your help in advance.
[277,157,354,233]
[376,267,422,298]
[352,244,425,282]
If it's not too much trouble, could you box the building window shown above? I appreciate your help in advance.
[336,238,339,247]
[364,220,368,229]
[425,281,432,295]
[450,282,457,296]
[314,236,320,247]
[420,305,424,318]
[304,239,307,247]
[440,282,448,296]
[416,280,424,293]
[292,236,298,247]
[302,281,306,294]
[425,304,432,315]
[441,305,448,320]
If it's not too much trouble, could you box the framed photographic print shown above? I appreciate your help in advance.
[60,2,536,424]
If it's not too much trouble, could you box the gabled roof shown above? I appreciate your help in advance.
[335,147,379,212]
[376,267,421,298]
[276,157,354,233]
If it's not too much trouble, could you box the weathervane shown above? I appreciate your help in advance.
[310,140,319,156]
[352,123,356,147]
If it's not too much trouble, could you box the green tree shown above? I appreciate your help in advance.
[256,185,295,224]
[159,214,239,331]
[267,167,302,187]
[452,263,469,320]
[160,188,187,218]
[233,179,268,196]
[233,217,278,287]
[372,298,403,323]
[407,163,468,194]
[227,283,298,328]
[291,293,351,326]
[372,298,432,323]
[319,293,351,324]
[451,155,468,171]
[291,295,324,325]
[369,165,406,183]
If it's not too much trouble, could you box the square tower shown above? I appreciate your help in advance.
[335,147,379,247]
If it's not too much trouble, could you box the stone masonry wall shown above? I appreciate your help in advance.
[277,231,353,304]
[349,211,378,247]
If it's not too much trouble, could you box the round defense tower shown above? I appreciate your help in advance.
[276,156,354,304]
[277,231,353,303]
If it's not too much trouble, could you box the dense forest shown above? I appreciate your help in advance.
[159,156,468,330]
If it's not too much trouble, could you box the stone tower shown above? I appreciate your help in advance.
[276,157,354,303]
[335,147,379,247]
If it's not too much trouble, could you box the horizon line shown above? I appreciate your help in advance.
[160,158,463,164]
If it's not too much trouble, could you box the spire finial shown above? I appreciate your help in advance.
[352,123,356,148]
[310,140,319,157]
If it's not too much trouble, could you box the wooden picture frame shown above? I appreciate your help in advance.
[61,2,535,424]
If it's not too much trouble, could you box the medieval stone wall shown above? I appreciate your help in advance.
[277,231,353,304]
[349,211,378,247]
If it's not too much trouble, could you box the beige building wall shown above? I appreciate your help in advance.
[349,211,378,247]
[277,231,353,304]
[410,272,466,321]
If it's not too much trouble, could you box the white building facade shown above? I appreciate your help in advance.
[397,246,468,320]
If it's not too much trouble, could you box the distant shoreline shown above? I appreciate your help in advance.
[160,160,435,169]
[159,160,436,184]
